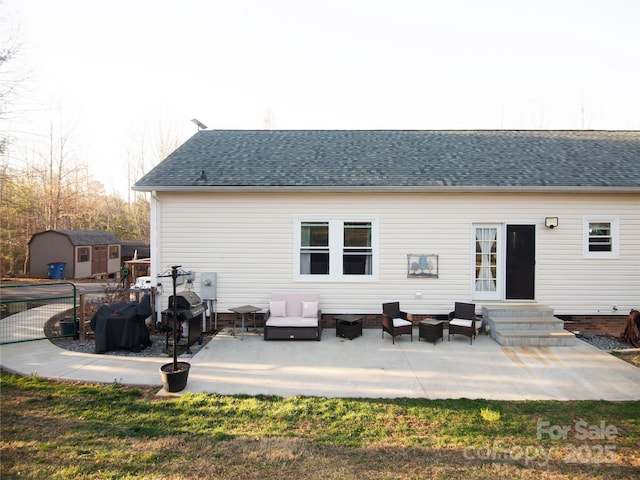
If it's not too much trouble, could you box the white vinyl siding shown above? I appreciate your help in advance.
[152,192,639,316]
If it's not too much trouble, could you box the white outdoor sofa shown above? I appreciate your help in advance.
[263,291,322,341]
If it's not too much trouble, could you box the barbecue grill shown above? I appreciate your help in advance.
[160,291,206,353]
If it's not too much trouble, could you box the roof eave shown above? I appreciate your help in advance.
[131,185,639,194]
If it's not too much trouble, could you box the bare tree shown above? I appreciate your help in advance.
[126,120,183,204]
[0,152,45,275]
[0,1,29,153]
[30,112,82,230]
[0,119,153,275]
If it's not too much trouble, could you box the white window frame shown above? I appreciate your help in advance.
[471,224,503,301]
[294,215,379,282]
[583,216,619,258]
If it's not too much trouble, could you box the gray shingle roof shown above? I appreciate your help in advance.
[132,130,640,191]
[43,230,121,246]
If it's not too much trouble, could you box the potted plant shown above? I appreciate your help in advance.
[159,265,190,392]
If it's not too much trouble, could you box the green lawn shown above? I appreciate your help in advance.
[1,372,639,479]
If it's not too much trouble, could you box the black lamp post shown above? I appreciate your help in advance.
[159,265,191,392]
[170,265,180,371]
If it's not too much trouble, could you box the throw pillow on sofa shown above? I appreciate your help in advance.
[302,301,318,318]
[270,300,287,317]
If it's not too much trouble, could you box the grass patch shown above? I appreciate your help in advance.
[480,407,501,422]
[1,371,639,479]
[612,350,640,367]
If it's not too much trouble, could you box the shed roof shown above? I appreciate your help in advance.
[29,230,121,246]
[132,130,640,192]
[121,240,150,258]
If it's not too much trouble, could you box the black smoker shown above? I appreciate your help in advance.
[160,291,206,353]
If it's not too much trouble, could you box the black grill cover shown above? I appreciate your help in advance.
[90,294,152,354]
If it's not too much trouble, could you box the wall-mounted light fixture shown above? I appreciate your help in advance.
[545,217,559,229]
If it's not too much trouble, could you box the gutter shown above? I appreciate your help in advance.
[132,185,640,194]
[150,190,163,326]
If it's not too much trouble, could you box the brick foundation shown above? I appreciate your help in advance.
[208,312,628,336]
[556,314,628,336]
[209,312,446,331]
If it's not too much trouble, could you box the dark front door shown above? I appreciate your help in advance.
[505,225,535,300]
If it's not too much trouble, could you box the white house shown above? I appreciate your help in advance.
[133,130,639,333]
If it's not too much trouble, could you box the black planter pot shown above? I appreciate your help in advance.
[60,319,79,339]
[160,362,190,392]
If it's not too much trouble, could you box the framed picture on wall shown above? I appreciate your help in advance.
[407,254,438,278]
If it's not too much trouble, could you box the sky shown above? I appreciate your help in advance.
[5,0,640,197]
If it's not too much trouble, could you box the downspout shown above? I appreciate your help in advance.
[150,190,163,326]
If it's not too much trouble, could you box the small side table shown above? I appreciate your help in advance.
[229,305,261,340]
[419,320,444,345]
[335,314,364,340]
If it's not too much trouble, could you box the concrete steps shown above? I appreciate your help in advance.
[483,305,576,346]
[493,330,577,346]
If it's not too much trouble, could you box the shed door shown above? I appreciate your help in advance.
[92,245,108,275]
[505,225,535,300]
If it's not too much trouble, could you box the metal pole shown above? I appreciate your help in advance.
[171,265,180,370]
[79,293,86,342]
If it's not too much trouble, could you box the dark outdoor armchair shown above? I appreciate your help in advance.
[447,302,479,345]
[381,302,413,344]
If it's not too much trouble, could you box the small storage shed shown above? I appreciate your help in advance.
[28,230,122,279]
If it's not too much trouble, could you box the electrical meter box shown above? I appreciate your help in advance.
[200,272,217,300]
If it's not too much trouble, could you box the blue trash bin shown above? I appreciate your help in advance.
[47,262,66,279]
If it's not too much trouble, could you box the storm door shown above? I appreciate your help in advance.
[505,225,536,300]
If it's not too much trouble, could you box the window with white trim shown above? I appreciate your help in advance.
[472,224,502,300]
[583,217,619,258]
[295,216,378,281]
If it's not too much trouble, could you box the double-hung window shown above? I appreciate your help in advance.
[77,247,89,263]
[342,222,373,275]
[583,216,619,258]
[296,216,378,281]
[300,222,330,274]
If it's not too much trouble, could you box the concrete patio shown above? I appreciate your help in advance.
[2,326,639,400]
